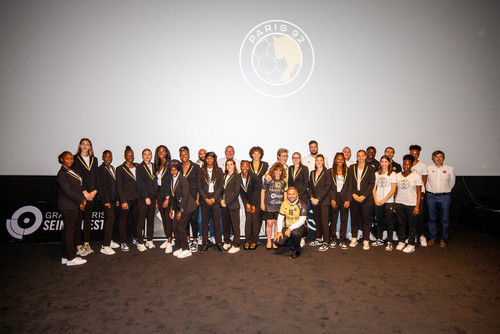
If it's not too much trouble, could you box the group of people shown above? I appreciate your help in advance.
[56,139,455,266]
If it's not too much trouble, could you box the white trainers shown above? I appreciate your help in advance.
[173,248,183,256]
[137,243,147,252]
[66,257,87,266]
[177,249,192,258]
[363,240,370,250]
[396,242,405,251]
[165,243,173,254]
[420,236,427,247]
[300,238,305,248]
[121,243,129,252]
[146,241,155,249]
[100,246,115,255]
[223,243,232,251]
[403,244,415,253]
[160,240,169,249]
[228,246,240,254]
[110,240,120,249]
[61,258,67,265]
[318,244,329,252]
[349,239,358,247]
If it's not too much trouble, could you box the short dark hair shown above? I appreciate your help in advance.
[179,146,189,153]
[58,151,72,164]
[409,145,422,152]
[309,140,318,146]
[366,146,376,151]
[385,146,395,153]
[402,154,415,163]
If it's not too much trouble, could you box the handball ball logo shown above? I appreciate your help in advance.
[6,206,43,240]
[239,20,315,97]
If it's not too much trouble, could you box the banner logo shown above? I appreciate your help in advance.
[239,20,315,97]
[6,206,43,239]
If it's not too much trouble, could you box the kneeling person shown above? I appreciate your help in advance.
[273,187,308,259]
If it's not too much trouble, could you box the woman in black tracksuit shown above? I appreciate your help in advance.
[288,152,309,204]
[72,138,98,255]
[153,145,173,250]
[57,151,87,266]
[329,152,351,250]
[96,150,120,254]
[240,160,262,250]
[220,158,242,253]
[116,146,140,251]
[136,148,157,251]
[348,150,376,250]
[308,154,332,252]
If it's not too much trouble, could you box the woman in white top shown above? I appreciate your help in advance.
[394,154,423,253]
[372,155,397,251]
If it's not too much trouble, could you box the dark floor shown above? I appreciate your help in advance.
[0,224,499,334]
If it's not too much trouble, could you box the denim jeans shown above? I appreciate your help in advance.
[426,193,451,241]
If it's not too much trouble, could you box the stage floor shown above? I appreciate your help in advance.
[1,224,499,333]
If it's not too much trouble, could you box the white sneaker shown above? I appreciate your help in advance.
[396,242,405,251]
[61,258,67,265]
[223,243,232,251]
[171,239,176,246]
[363,240,370,250]
[110,240,120,249]
[66,257,87,266]
[369,232,376,241]
[300,238,305,248]
[403,244,415,253]
[137,243,147,252]
[349,239,358,247]
[146,241,155,249]
[420,236,427,247]
[160,240,169,249]
[228,246,240,254]
[173,248,183,256]
[177,249,192,258]
[165,243,173,254]
[100,246,115,255]
[121,243,129,252]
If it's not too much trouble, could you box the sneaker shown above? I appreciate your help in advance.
[228,246,240,254]
[132,238,138,246]
[403,244,415,253]
[209,236,216,245]
[177,249,192,259]
[300,238,306,248]
[396,242,405,251]
[328,240,336,249]
[83,244,94,254]
[146,241,155,249]
[339,242,348,250]
[349,239,358,247]
[190,242,198,253]
[369,232,376,241]
[165,243,173,254]
[385,242,393,251]
[100,246,115,255]
[363,240,370,250]
[439,240,447,248]
[66,257,87,266]
[318,244,329,252]
[420,236,427,247]
[223,243,232,251]
[173,248,183,257]
[61,258,67,265]
[309,240,322,247]
[110,240,120,249]
[121,243,129,252]
[428,239,436,246]
[371,239,384,247]
[76,247,86,256]
[160,240,169,249]
[137,243,147,252]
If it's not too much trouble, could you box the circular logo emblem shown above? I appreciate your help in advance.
[6,206,43,240]
[398,179,411,190]
[239,20,315,97]
[377,177,388,188]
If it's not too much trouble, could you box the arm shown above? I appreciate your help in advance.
[97,167,110,205]
[449,166,456,190]
[58,173,86,205]
[360,167,375,199]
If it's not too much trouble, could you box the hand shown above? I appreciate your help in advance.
[245,203,252,213]
[196,199,200,206]
[374,199,381,206]
[104,203,111,209]
[311,198,319,206]
[79,199,87,211]
[121,202,129,210]
[250,205,256,214]
[162,199,169,208]
[274,232,282,242]
[175,211,182,221]
[261,203,266,212]
[145,198,151,205]
[331,200,337,209]
[169,208,174,219]
[284,228,291,237]
[115,201,120,207]
[220,200,226,207]
[358,195,365,203]
[83,191,92,201]
[264,174,271,182]
[344,201,350,209]
[90,190,97,200]
[413,206,420,216]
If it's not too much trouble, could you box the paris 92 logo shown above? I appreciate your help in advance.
[239,20,315,97]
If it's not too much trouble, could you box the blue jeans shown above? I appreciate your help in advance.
[426,193,451,241]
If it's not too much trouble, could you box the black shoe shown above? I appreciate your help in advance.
[290,251,301,259]
[217,243,227,254]
[200,244,209,254]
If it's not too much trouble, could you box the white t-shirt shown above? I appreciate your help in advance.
[207,168,214,193]
[82,155,90,166]
[335,174,345,193]
[411,161,428,193]
[395,172,423,206]
[375,171,397,203]
[356,167,363,191]
[346,159,355,167]
[129,166,136,178]
[157,168,164,186]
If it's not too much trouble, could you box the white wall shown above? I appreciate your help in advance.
[0,0,499,175]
